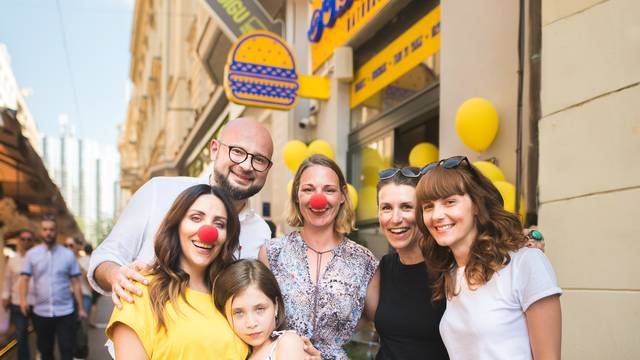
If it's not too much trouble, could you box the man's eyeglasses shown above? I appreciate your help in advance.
[218,142,272,172]
[64,243,75,249]
[19,236,33,242]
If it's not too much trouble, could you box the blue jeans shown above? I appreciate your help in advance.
[82,295,92,316]
[10,305,31,360]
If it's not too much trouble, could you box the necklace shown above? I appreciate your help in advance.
[305,241,337,340]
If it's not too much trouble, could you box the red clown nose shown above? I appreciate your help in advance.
[309,194,328,209]
[197,225,219,245]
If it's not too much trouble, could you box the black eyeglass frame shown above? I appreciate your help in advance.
[218,141,273,172]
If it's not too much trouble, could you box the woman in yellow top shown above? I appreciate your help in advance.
[106,184,248,359]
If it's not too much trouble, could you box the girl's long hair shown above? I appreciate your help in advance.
[148,184,240,331]
[415,162,527,302]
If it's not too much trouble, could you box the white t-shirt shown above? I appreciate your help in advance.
[440,247,562,360]
[88,176,271,294]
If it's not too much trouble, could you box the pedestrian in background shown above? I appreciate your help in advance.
[2,230,35,360]
[64,236,92,359]
[19,216,86,360]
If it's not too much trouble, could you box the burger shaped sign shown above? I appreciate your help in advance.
[224,31,299,110]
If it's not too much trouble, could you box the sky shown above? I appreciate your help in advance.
[0,0,134,146]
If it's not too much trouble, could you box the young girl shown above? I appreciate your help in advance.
[214,259,307,360]
[107,184,248,359]
[415,156,562,360]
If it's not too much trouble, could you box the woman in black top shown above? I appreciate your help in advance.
[369,167,448,359]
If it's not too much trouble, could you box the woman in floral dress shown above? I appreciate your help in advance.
[259,155,379,360]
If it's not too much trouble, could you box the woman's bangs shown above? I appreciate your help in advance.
[417,166,467,202]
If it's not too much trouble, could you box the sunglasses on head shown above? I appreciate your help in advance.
[377,156,472,181]
[419,156,471,175]
[378,167,421,180]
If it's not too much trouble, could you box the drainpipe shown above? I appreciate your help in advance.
[515,0,526,222]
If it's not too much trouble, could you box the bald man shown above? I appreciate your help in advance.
[88,117,274,306]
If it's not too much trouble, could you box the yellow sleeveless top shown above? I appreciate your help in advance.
[107,278,247,359]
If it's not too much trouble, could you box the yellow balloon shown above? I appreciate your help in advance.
[287,179,294,195]
[347,183,358,209]
[361,166,379,187]
[308,139,335,160]
[472,161,505,182]
[455,98,499,152]
[361,148,383,186]
[357,186,378,220]
[408,142,439,167]
[361,147,383,168]
[492,181,525,221]
[282,140,310,173]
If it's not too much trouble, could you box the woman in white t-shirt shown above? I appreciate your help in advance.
[414,156,561,360]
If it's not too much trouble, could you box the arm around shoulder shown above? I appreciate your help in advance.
[89,177,161,294]
[275,332,306,359]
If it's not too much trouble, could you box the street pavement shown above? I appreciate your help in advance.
[88,295,114,360]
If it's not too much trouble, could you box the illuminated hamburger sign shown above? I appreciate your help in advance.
[224,31,299,110]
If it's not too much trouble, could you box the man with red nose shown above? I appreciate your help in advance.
[89,117,274,308]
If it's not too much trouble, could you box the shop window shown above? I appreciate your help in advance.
[350,133,393,223]
[350,114,438,226]
[351,52,439,130]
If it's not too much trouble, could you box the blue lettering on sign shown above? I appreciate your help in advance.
[372,63,386,80]
[354,79,366,92]
[307,0,354,43]
[411,36,422,52]
[393,51,402,64]
[432,22,441,37]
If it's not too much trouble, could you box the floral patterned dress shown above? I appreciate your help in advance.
[266,231,378,359]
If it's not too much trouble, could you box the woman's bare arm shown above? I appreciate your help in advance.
[526,294,561,360]
[111,322,149,360]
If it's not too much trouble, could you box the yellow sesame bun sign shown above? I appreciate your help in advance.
[224,31,299,110]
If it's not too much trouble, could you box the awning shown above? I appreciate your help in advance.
[0,107,82,239]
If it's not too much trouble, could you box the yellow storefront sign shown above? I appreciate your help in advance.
[350,6,440,109]
[309,0,392,71]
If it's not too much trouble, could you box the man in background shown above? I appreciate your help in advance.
[20,217,86,360]
[2,230,35,360]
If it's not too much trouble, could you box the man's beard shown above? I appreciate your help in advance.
[214,170,262,201]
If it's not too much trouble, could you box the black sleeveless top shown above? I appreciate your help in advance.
[374,253,449,360]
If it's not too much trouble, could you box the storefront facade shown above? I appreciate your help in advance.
[299,0,534,258]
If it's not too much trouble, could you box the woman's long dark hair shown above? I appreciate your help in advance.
[415,162,526,302]
[148,184,240,331]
